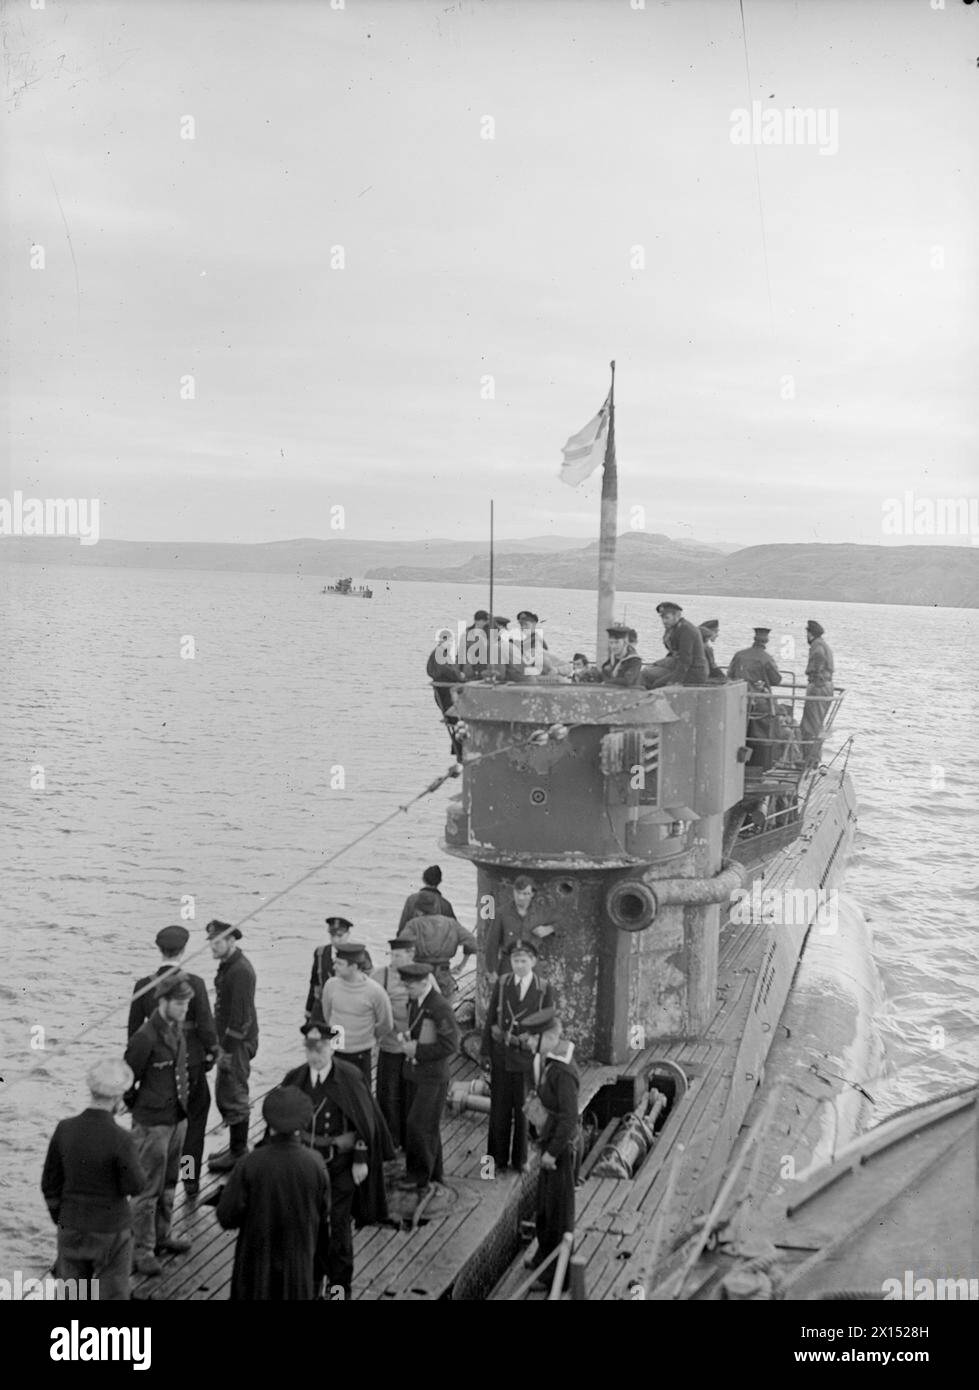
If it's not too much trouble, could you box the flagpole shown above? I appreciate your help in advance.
[595,360,617,664]
[489,499,495,623]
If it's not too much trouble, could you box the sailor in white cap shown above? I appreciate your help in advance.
[41,1058,147,1299]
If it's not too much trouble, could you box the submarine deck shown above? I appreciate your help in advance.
[131,770,855,1302]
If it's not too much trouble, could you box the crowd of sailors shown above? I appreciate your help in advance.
[429,604,836,769]
[40,867,578,1300]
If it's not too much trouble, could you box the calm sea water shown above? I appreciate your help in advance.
[1,564,976,1273]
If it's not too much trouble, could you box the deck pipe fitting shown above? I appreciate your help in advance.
[606,861,747,933]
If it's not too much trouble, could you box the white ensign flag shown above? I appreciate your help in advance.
[559,391,612,486]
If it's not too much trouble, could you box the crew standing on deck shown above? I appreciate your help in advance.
[128,924,217,1197]
[306,916,373,1018]
[801,619,835,766]
[216,1086,331,1301]
[481,941,556,1174]
[727,627,782,687]
[529,1030,580,1291]
[397,961,460,1195]
[699,619,725,683]
[207,921,259,1174]
[319,942,394,1086]
[727,628,783,775]
[398,866,455,931]
[123,972,194,1276]
[41,1058,147,1299]
[372,938,417,1149]
[400,890,477,997]
[601,624,643,687]
[282,1015,392,1300]
[483,876,554,982]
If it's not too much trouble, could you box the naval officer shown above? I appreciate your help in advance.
[397,961,460,1193]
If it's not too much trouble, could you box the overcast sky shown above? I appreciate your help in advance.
[4,0,976,547]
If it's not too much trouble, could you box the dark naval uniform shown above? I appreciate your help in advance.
[532,1052,581,1284]
[124,1011,190,1263]
[217,1133,330,1300]
[727,643,782,688]
[403,983,460,1190]
[214,947,258,1129]
[280,1059,393,1299]
[801,634,834,765]
[481,972,556,1171]
[728,642,783,773]
[41,1109,147,1300]
[600,644,643,687]
[483,898,550,978]
[129,967,217,1189]
[643,619,708,688]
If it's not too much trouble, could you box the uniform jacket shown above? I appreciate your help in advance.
[481,972,556,1074]
[536,1056,581,1159]
[601,645,643,687]
[727,644,783,689]
[214,947,258,1053]
[305,942,374,1016]
[124,1009,190,1126]
[482,898,549,976]
[401,913,477,966]
[216,1135,330,1300]
[644,619,708,688]
[281,1059,393,1225]
[404,985,460,1084]
[41,1109,147,1234]
[128,967,217,1070]
[398,888,456,931]
[805,636,834,690]
[700,632,725,682]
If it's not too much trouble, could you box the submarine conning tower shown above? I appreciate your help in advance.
[444,681,750,1064]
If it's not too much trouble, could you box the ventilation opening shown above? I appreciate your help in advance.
[606,879,657,932]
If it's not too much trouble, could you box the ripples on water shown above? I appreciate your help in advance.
[1,565,976,1271]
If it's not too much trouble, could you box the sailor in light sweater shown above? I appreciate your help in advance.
[320,942,394,1088]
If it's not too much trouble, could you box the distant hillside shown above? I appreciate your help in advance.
[4,533,972,607]
[367,532,979,609]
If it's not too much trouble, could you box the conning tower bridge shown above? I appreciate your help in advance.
[444,681,750,1065]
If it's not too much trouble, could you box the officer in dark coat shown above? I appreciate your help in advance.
[207,921,259,1173]
[643,602,709,688]
[216,1086,331,1301]
[128,924,218,1196]
[727,628,783,773]
[530,1033,580,1290]
[397,961,460,1192]
[123,972,194,1276]
[41,1057,147,1300]
[281,1015,394,1300]
[480,941,556,1173]
[305,916,373,1018]
[601,624,643,687]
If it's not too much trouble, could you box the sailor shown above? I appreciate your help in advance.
[207,921,259,1174]
[642,602,709,688]
[480,940,557,1173]
[305,916,373,1018]
[371,938,418,1149]
[727,629,782,774]
[398,865,456,931]
[529,1029,580,1291]
[41,1057,147,1300]
[128,924,218,1197]
[698,619,726,683]
[123,972,194,1276]
[462,611,509,679]
[600,623,643,687]
[800,619,835,766]
[319,942,394,1087]
[397,961,460,1194]
[400,889,478,998]
[216,1086,330,1301]
[282,1015,393,1299]
[570,652,601,683]
[726,627,782,688]
[426,641,467,759]
[483,876,554,982]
